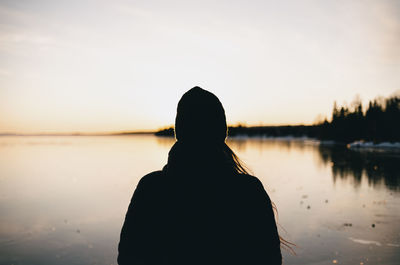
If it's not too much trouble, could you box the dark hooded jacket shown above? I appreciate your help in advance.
[118,142,282,265]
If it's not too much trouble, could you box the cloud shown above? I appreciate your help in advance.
[0,4,57,54]
[368,0,400,63]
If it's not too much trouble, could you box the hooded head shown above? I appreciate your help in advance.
[174,86,227,144]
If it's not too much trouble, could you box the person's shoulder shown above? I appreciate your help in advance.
[234,173,272,201]
[234,173,263,186]
[137,170,165,187]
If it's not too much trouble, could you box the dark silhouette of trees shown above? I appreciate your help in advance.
[155,125,319,138]
[155,127,174,136]
[155,94,400,144]
[319,95,400,143]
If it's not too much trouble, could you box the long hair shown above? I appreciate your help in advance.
[222,143,250,174]
[222,141,296,255]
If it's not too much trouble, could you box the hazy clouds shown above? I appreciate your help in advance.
[0,0,399,132]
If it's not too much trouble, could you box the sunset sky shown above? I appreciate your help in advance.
[0,0,399,133]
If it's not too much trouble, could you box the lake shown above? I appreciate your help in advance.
[0,135,399,265]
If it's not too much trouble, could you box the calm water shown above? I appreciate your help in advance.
[0,135,399,265]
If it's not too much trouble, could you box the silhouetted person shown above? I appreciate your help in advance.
[118,87,282,265]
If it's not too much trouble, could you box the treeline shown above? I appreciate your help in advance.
[227,125,319,138]
[155,94,400,143]
[318,95,400,142]
[155,125,320,138]
[155,127,175,136]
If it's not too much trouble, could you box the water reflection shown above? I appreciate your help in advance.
[157,136,400,191]
[0,136,399,265]
[155,136,175,148]
[226,137,318,153]
[318,146,400,191]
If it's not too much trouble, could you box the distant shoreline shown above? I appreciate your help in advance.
[155,125,400,147]
[2,129,400,150]
[155,125,321,139]
[0,131,155,137]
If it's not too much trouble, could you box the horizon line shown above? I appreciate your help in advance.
[0,123,317,136]
[0,131,156,137]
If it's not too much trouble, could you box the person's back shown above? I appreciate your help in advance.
[118,87,282,265]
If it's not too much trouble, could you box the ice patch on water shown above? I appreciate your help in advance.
[349,237,382,246]
[348,141,400,149]
[348,238,399,247]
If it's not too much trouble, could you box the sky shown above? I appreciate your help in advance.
[0,0,399,133]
